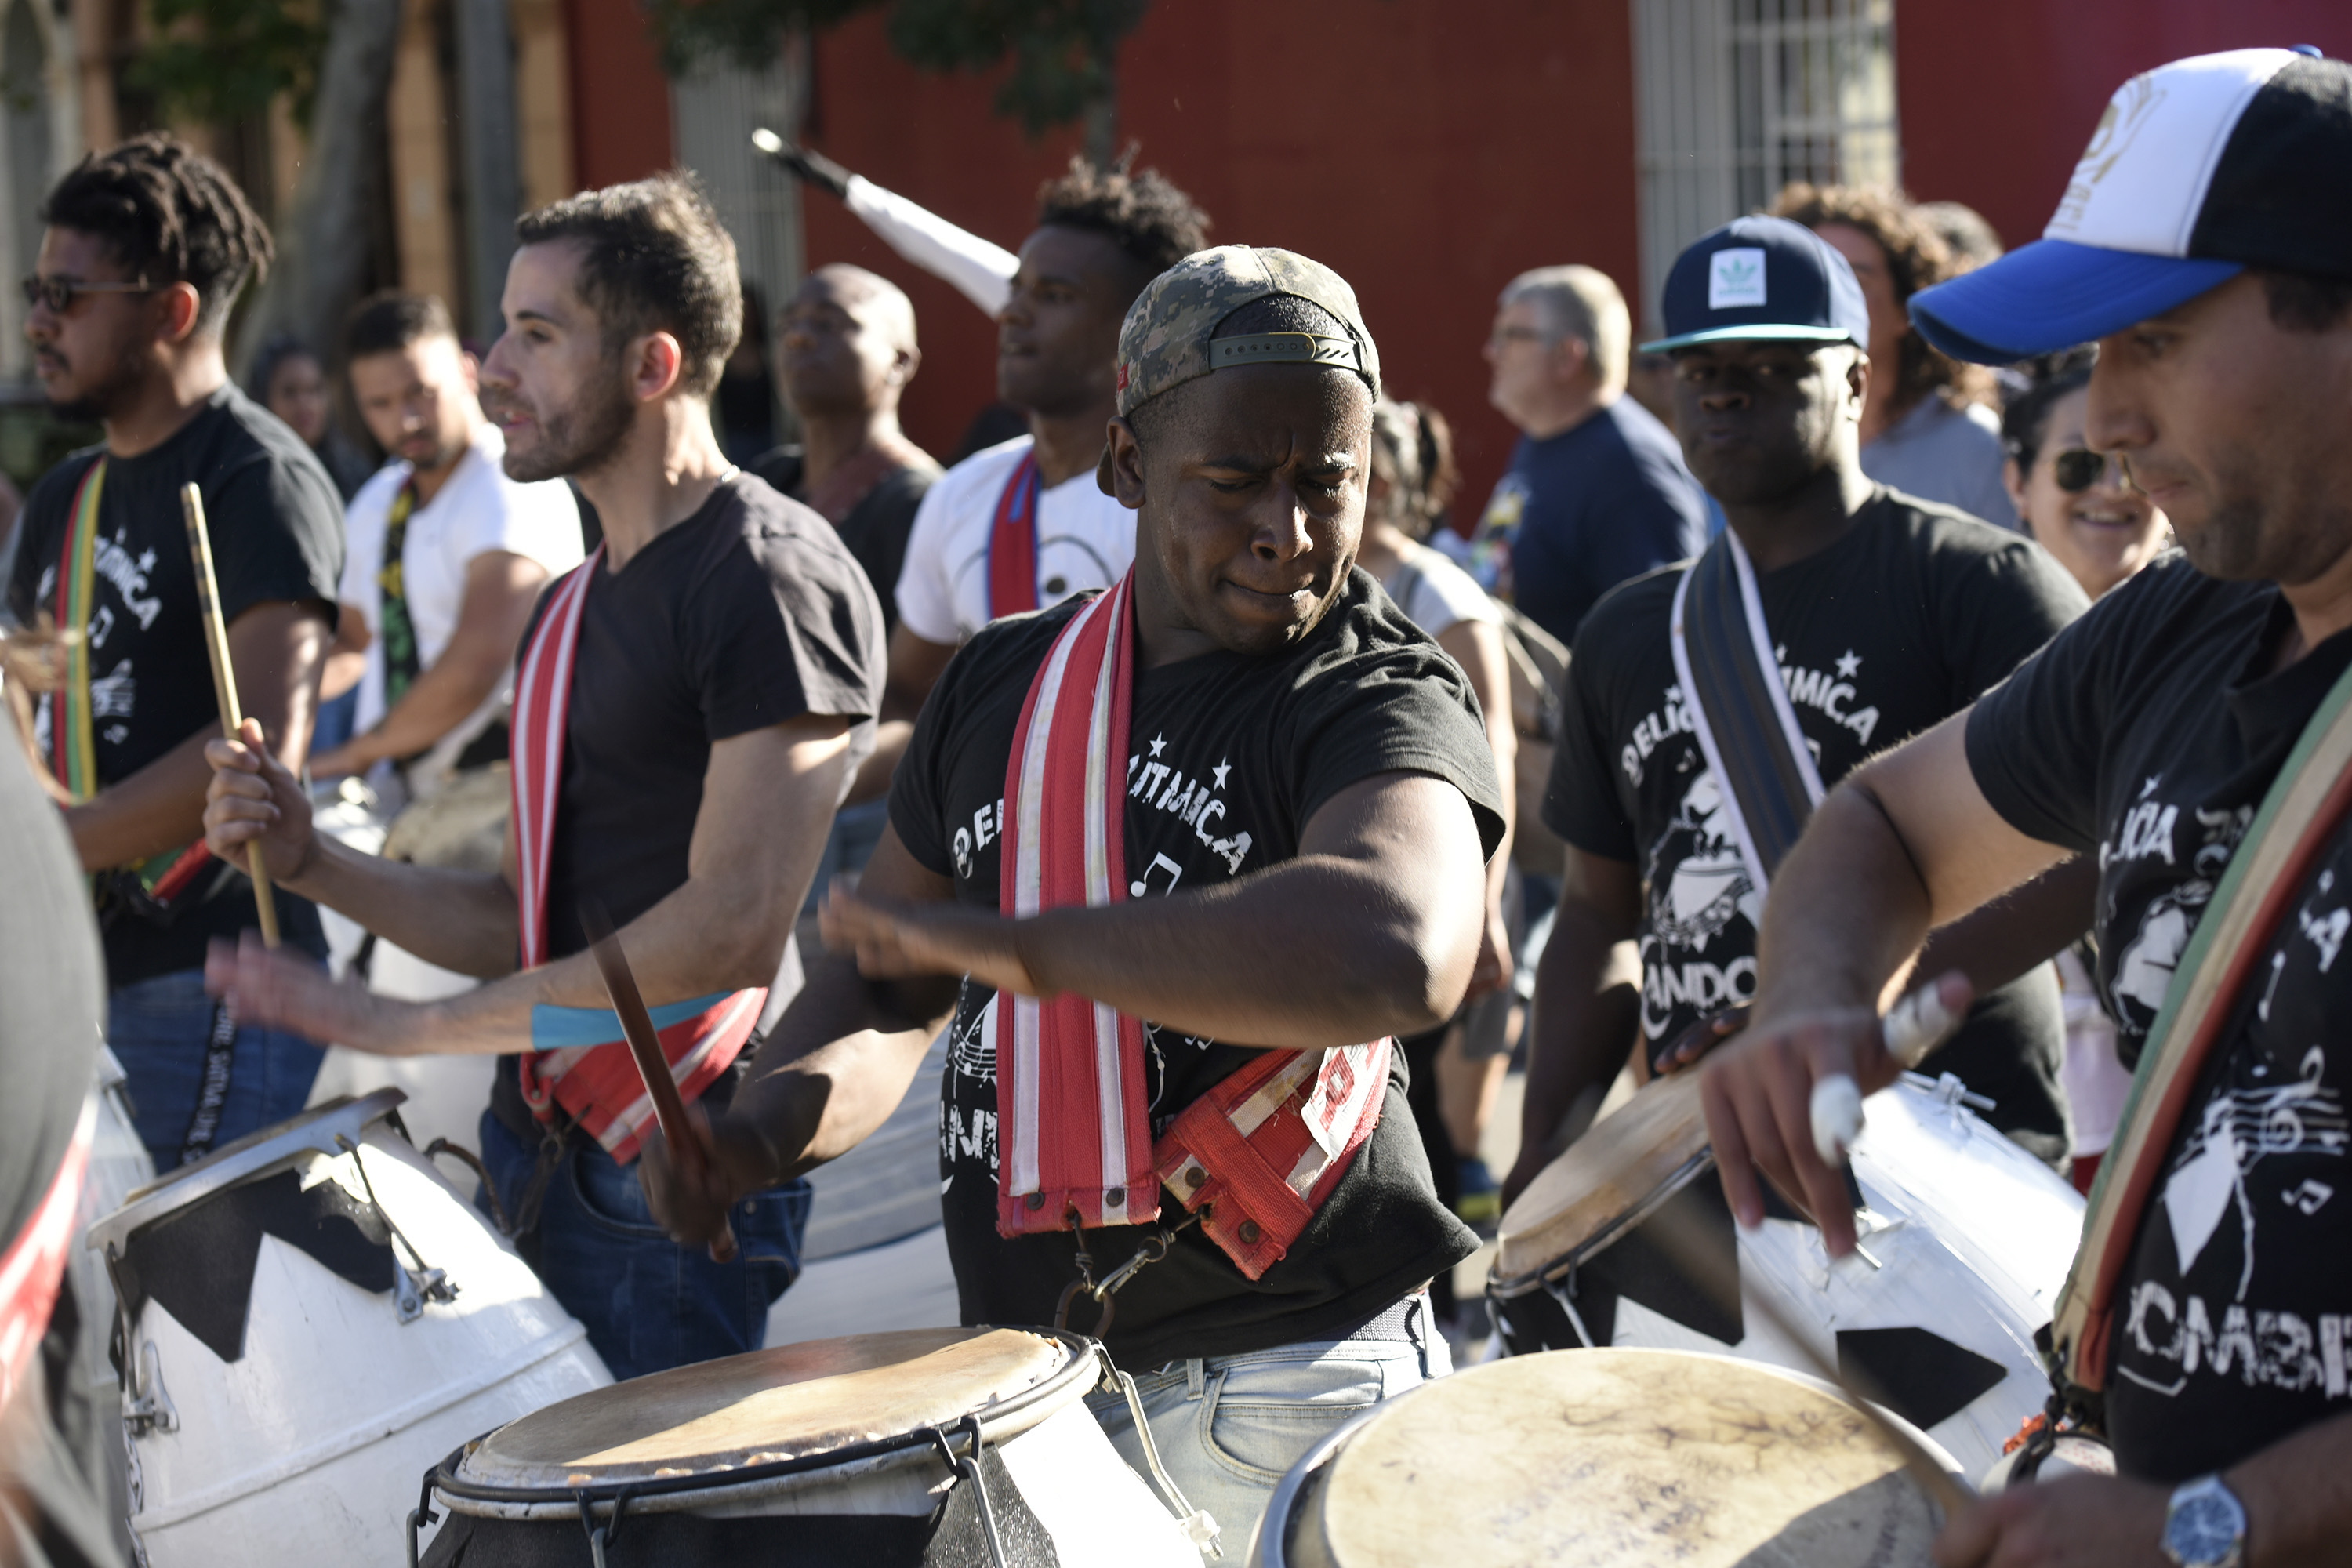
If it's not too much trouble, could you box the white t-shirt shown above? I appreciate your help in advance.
[895,435,1136,646]
[1381,538,1501,641]
[338,420,583,760]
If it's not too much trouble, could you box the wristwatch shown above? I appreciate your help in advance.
[2161,1473,2248,1568]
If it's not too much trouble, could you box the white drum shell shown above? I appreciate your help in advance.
[1561,1078,2084,1480]
[71,1051,154,1559]
[107,1115,610,1566]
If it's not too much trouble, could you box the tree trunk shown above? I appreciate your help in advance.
[455,0,522,342]
[235,0,404,376]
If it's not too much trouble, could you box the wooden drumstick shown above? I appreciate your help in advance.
[1639,1191,1978,1523]
[182,483,281,949]
[579,901,739,1263]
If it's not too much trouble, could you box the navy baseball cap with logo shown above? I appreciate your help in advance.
[1640,215,1871,354]
[1911,48,2352,365]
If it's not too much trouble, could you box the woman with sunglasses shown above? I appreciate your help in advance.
[2000,347,2170,1190]
[2001,347,2172,601]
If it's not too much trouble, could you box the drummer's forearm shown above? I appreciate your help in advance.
[2230,1411,2352,1566]
[285,834,521,976]
[1519,900,1642,1166]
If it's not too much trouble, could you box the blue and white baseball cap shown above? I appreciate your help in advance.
[1911,49,2352,365]
[1639,216,1871,354]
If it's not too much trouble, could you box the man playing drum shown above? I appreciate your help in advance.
[201,176,887,1380]
[641,245,1501,1536]
[1506,215,2087,1207]
[1699,49,2352,1568]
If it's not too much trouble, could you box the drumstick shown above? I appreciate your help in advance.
[1638,1191,1978,1523]
[579,901,738,1263]
[1809,978,1969,1164]
[182,483,280,949]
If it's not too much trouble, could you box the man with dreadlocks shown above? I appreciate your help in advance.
[5,134,342,1172]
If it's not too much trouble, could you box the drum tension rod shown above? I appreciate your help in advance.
[922,1414,1008,1568]
[574,1485,638,1568]
[1090,1344,1223,1559]
[336,1134,460,1322]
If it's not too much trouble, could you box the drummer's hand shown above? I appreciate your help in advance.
[1650,1006,1749,1076]
[1700,971,1973,1256]
[638,1105,772,1251]
[205,931,417,1053]
[820,880,1043,996]
[1933,1472,2168,1567]
[204,718,318,882]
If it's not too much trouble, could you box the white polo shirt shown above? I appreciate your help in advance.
[894,435,1137,646]
[339,420,583,767]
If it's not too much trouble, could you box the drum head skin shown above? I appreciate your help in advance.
[461,1328,1066,1487]
[1298,1348,1946,1568]
[1496,1074,1708,1282]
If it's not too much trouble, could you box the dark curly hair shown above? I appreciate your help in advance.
[1999,346,2097,477]
[1769,182,1994,416]
[1035,151,1210,286]
[1369,400,1461,541]
[40,132,272,336]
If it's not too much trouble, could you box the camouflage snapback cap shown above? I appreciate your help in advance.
[1114,245,1381,417]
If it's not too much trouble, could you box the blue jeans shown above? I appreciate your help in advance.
[1085,1295,1450,1550]
[107,968,325,1171]
[799,797,891,916]
[476,1108,812,1381]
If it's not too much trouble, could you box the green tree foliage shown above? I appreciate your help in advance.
[128,0,329,129]
[653,0,1151,141]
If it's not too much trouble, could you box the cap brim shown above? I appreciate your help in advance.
[1909,240,2241,364]
[1638,325,1858,354]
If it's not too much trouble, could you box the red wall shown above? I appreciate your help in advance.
[1897,2,2352,252]
[799,0,1642,521]
[568,0,676,190]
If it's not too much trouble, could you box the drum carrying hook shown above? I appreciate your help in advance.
[336,1134,460,1322]
[574,1486,636,1568]
[923,1414,1009,1568]
[1091,1343,1223,1559]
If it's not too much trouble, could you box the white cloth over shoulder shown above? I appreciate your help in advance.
[339,419,584,781]
[1380,538,1501,641]
[845,175,1019,318]
[895,435,1136,646]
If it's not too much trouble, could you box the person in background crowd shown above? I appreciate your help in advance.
[311,292,582,799]
[1511,215,2086,1208]
[1999,346,2172,1191]
[753,263,942,899]
[1470,264,1710,648]
[715,280,775,466]
[883,157,1208,777]
[202,173,885,1381]
[249,332,374,501]
[1353,399,1518,1252]
[1915,198,2005,271]
[1772,183,2016,528]
[5,134,342,1173]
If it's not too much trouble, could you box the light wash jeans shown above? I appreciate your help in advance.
[1085,1293,1450,1553]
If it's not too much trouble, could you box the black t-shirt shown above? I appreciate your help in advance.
[532,474,886,958]
[891,571,1504,1367]
[1968,553,2352,1483]
[751,445,941,639]
[5,386,344,986]
[1544,490,2089,1154]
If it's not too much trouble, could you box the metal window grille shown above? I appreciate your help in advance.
[1632,0,1900,328]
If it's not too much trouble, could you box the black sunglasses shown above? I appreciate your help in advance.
[21,275,154,314]
[2050,448,2123,494]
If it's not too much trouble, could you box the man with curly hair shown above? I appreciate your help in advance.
[1772,183,2016,528]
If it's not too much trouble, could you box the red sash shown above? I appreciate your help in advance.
[508,548,764,1163]
[985,450,1042,621]
[989,574,1390,1279]
[0,1102,92,1417]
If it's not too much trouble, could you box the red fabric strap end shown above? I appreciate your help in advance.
[985,451,1041,621]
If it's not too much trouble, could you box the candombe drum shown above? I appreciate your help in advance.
[85,1089,611,1564]
[1252,1348,1962,1567]
[1488,1072,2085,1479]
[69,1047,157,1553]
[417,1327,1215,1566]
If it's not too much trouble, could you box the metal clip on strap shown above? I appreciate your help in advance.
[924,1414,1008,1568]
[1093,1343,1222,1559]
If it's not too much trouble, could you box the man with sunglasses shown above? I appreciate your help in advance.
[1508,216,2089,1213]
[1700,49,2352,1566]
[4,134,343,1170]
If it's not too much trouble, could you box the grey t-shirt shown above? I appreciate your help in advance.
[1861,396,2017,531]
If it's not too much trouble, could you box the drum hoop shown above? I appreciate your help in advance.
[85,1088,408,1258]
[1485,1148,1714,1303]
[1250,1399,1393,1568]
[428,1327,1105,1522]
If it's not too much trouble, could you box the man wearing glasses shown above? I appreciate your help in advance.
[5,134,343,1171]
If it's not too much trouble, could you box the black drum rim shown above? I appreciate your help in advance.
[426,1326,1104,1517]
